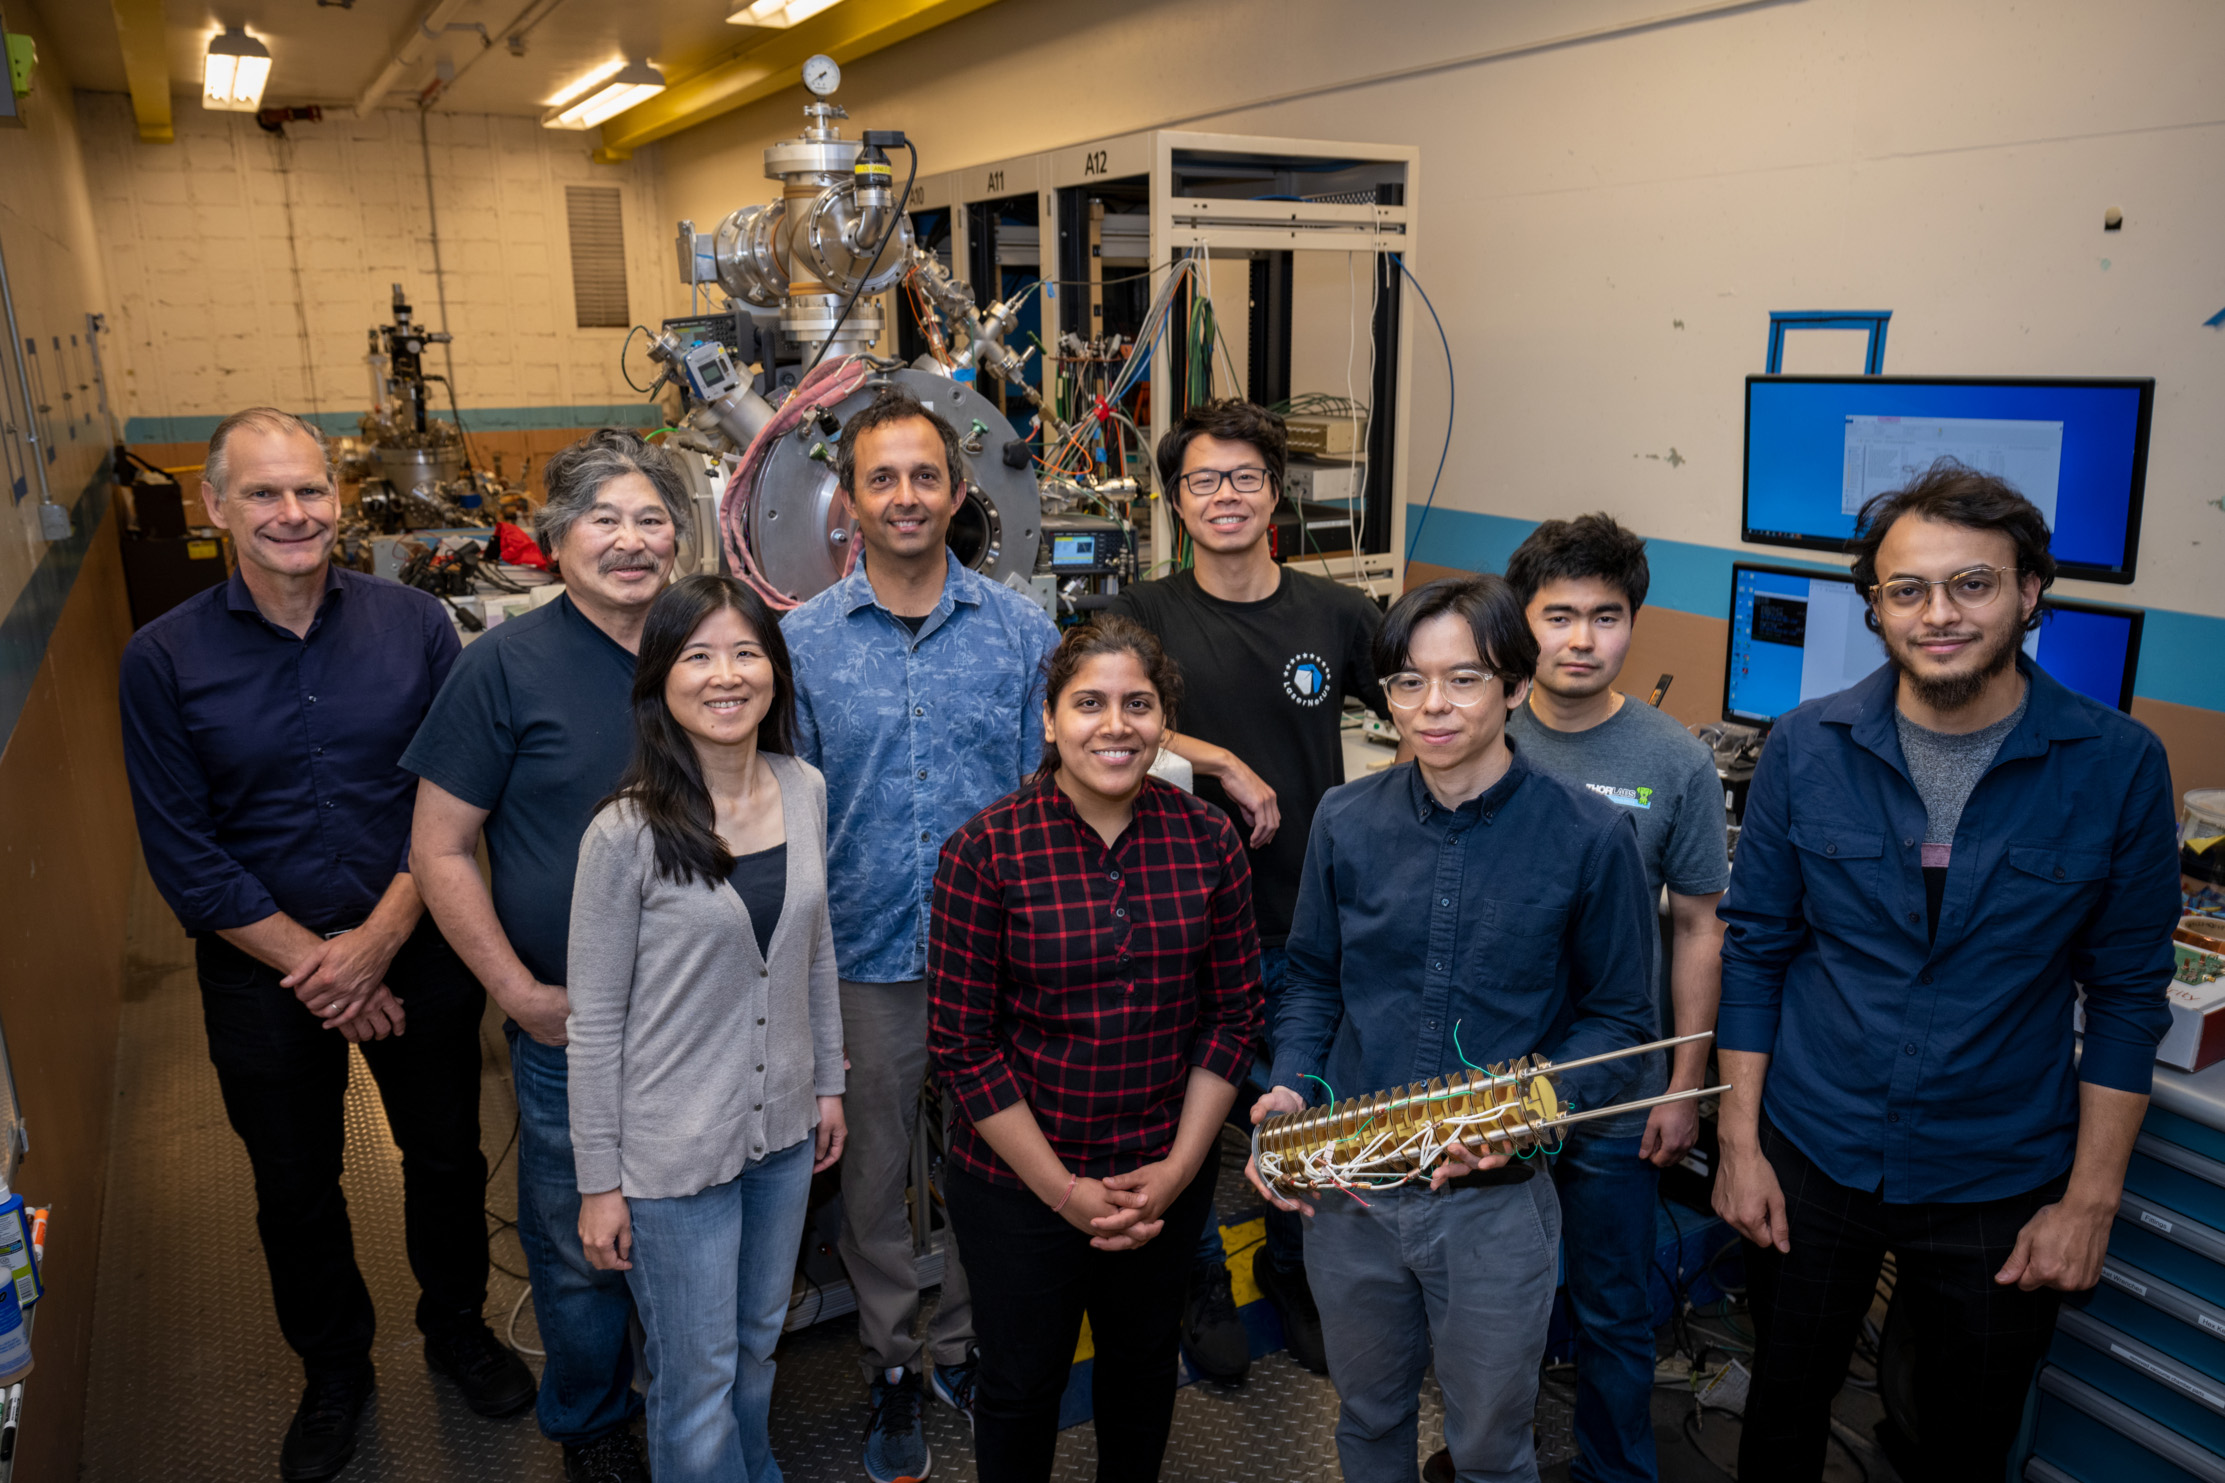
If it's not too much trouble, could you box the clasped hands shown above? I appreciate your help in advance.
[1056,1156,1197,1251]
[280,926,407,1042]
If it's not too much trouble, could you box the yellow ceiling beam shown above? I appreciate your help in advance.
[595,0,1003,160]
[109,0,173,142]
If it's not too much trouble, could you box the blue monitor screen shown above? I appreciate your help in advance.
[1724,564,2142,725]
[1744,377,2152,583]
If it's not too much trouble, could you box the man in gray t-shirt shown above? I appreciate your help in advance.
[1500,514,1731,1483]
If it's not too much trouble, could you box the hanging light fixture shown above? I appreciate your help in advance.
[726,0,844,28]
[541,58,665,130]
[203,27,273,113]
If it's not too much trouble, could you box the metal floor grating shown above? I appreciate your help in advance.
[84,864,1892,1481]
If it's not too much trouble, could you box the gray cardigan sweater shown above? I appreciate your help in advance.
[565,752,845,1200]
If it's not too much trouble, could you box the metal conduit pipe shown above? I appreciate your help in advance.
[354,0,476,117]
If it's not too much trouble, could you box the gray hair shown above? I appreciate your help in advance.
[204,408,332,499]
[534,428,693,560]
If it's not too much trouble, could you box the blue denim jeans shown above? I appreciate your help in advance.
[1305,1170,1561,1483]
[626,1139,815,1483]
[1552,1125,1660,1483]
[1198,948,1303,1273]
[507,1024,644,1444]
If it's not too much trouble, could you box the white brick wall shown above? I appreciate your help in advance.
[77,96,671,429]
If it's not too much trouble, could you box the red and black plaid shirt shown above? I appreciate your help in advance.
[928,773,1262,1189]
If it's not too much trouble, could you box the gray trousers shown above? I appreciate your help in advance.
[837,978,974,1378]
[1304,1170,1561,1483]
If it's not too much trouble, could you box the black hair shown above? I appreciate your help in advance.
[1372,574,1541,684]
[1504,512,1651,615]
[1154,398,1287,504]
[1034,615,1184,782]
[1848,459,2055,634]
[835,387,966,495]
[602,574,797,886]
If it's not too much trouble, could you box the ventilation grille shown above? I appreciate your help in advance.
[566,186,629,329]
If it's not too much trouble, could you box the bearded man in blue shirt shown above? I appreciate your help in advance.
[1714,463,2179,1481]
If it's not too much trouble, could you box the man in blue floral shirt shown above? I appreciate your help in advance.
[782,386,1059,1483]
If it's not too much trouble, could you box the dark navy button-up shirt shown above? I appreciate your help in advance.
[781,549,1060,983]
[120,566,459,935]
[1269,748,1658,1119]
[1718,655,2178,1204]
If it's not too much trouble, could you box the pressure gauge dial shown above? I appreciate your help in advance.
[803,54,840,97]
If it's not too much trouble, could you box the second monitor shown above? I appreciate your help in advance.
[1723,562,2142,726]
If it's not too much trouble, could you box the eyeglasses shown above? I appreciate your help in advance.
[1383,670,1501,709]
[1869,565,2018,616]
[1178,466,1271,498]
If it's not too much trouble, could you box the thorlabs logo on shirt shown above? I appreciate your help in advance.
[1283,652,1331,707]
[1587,782,1654,809]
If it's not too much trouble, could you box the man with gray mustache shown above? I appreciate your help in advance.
[404,429,691,1483]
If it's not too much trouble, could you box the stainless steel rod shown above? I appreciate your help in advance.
[1534,1030,1715,1077]
[1466,1082,1731,1146]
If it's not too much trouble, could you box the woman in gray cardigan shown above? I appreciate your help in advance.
[567,574,846,1483]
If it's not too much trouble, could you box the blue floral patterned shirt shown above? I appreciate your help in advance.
[781,549,1060,983]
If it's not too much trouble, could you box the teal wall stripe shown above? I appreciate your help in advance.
[123,403,663,444]
[0,477,113,754]
[1408,504,2225,715]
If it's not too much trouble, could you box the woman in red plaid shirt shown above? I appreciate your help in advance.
[928,616,1264,1483]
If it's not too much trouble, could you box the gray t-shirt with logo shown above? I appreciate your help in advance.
[1506,695,1731,1129]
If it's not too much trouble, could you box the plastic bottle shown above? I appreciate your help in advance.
[0,1180,37,1312]
[0,1180,32,1385]
[0,1285,26,1383]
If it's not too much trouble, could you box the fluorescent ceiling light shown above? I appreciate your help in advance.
[726,0,844,28]
[541,58,625,110]
[541,59,665,130]
[203,27,272,113]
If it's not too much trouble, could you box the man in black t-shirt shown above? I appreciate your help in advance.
[1108,399,1387,1381]
[404,430,693,1483]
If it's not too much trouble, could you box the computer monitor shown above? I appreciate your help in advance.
[1723,562,2143,726]
[1743,376,2154,584]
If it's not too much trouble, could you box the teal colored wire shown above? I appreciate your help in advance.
[1451,1020,1485,1073]
[1303,1073,1337,1107]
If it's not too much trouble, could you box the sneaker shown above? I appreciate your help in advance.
[564,1428,650,1483]
[1180,1261,1251,1381]
[425,1321,537,1417]
[929,1348,978,1430]
[1422,1446,1454,1483]
[864,1366,933,1483]
[280,1365,374,1482]
[1252,1255,1328,1374]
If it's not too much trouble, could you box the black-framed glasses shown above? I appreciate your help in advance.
[1383,669,1501,709]
[1178,466,1271,498]
[1869,565,2018,616]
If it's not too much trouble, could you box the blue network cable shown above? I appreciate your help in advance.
[1389,253,1454,564]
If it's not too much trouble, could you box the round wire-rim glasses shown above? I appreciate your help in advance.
[1383,669,1502,710]
[1868,564,2019,616]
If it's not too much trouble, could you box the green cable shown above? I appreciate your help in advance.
[1451,1020,1486,1073]
[1303,1073,1337,1107]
